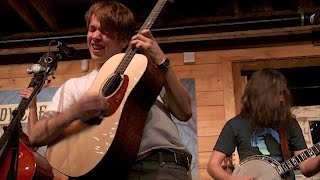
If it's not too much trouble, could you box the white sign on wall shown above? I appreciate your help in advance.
[0,102,50,125]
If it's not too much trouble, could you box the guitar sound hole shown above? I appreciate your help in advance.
[103,73,122,96]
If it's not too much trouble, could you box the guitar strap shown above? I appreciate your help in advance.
[154,100,171,118]
[154,88,172,118]
[279,126,292,180]
[279,126,290,161]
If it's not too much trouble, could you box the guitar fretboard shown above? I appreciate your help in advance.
[101,0,169,95]
[277,142,320,175]
[116,0,168,75]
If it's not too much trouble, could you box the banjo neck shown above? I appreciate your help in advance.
[277,142,320,175]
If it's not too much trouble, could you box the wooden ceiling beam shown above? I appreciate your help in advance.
[240,56,320,71]
[0,43,88,56]
[232,0,240,16]
[1,27,86,40]
[8,0,39,31]
[262,0,273,12]
[28,0,59,31]
[298,0,315,11]
[1,25,320,56]
[156,25,320,43]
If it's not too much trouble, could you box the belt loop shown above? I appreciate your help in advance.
[159,151,165,167]
[173,152,178,164]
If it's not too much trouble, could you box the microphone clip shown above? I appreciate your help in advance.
[27,52,61,75]
[26,40,65,88]
[27,40,75,76]
[56,40,76,57]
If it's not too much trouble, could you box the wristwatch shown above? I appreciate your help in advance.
[157,58,170,70]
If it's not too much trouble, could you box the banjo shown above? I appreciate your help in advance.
[232,142,320,180]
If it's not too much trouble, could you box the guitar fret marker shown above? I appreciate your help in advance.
[291,158,298,166]
[307,149,314,156]
[286,161,294,169]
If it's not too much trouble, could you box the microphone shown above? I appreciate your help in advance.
[310,10,320,25]
[57,41,76,57]
[26,52,60,88]
[27,52,60,75]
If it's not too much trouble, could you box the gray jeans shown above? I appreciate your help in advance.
[128,160,191,180]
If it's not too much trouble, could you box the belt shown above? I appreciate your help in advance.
[142,149,191,169]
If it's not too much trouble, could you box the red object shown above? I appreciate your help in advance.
[0,140,53,180]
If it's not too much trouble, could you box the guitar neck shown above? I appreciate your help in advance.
[116,0,169,74]
[278,142,320,175]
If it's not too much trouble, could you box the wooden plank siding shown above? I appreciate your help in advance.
[1,42,320,179]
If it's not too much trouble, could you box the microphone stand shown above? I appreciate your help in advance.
[6,75,43,180]
[0,45,62,180]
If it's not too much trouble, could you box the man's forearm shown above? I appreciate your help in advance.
[27,106,38,135]
[29,111,74,146]
[164,67,192,121]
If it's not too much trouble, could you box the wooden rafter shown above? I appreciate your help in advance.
[262,0,272,12]
[299,0,317,11]
[1,25,320,56]
[8,0,39,31]
[28,0,59,31]
[232,0,240,16]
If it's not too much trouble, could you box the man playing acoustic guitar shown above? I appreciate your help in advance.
[207,69,320,180]
[29,0,192,179]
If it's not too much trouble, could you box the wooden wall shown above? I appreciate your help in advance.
[2,43,320,179]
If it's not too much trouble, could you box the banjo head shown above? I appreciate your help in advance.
[232,155,282,180]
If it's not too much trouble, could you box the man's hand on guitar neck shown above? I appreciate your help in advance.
[130,29,166,65]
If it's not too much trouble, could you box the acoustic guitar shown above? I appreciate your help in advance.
[46,0,170,177]
[232,142,320,180]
